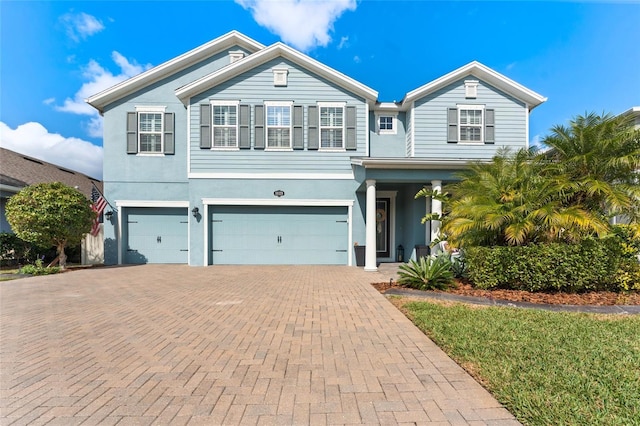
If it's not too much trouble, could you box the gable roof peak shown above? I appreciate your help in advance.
[403,61,547,111]
[86,30,265,113]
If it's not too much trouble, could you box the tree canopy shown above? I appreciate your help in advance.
[5,182,95,269]
[419,112,640,248]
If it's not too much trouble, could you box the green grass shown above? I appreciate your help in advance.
[402,300,640,425]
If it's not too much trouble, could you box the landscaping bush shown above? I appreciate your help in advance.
[20,259,61,276]
[465,238,634,292]
[398,255,455,290]
[0,232,40,266]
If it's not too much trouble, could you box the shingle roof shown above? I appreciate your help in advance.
[0,147,102,198]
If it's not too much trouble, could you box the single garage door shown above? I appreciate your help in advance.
[125,207,188,264]
[210,206,348,265]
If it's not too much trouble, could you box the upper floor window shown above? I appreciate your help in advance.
[127,106,174,155]
[459,106,483,143]
[375,113,397,135]
[319,103,345,149]
[212,102,238,148]
[266,103,291,149]
[139,112,163,152]
[447,105,494,144]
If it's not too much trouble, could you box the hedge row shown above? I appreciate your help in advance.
[464,238,639,293]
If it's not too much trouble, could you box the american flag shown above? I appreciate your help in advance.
[90,186,108,237]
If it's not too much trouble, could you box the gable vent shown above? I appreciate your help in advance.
[229,50,245,64]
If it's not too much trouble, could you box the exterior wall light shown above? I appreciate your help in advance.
[105,211,113,221]
[192,207,199,218]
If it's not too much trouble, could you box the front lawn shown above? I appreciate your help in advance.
[400,299,640,425]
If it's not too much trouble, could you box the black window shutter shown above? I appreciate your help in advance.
[292,105,304,150]
[254,105,265,149]
[485,108,495,144]
[308,105,319,150]
[126,112,138,154]
[345,106,357,150]
[447,108,458,143]
[238,104,250,149]
[200,104,211,149]
[164,112,175,155]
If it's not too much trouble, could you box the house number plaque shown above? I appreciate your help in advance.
[274,190,285,197]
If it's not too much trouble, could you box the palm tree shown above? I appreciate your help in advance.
[541,112,640,223]
[421,148,609,248]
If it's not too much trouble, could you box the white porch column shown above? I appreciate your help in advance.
[430,180,442,254]
[364,179,378,271]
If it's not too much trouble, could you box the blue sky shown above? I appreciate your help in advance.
[1,0,638,179]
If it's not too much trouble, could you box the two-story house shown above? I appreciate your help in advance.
[87,31,546,270]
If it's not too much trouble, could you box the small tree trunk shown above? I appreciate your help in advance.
[57,244,67,270]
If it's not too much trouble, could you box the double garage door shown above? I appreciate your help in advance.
[210,206,348,265]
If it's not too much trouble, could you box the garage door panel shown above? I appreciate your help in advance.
[125,207,188,264]
[210,206,347,265]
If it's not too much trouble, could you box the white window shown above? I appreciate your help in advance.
[266,103,291,149]
[211,102,238,148]
[319,104,344,149]
[458,105,484,143]
[375,113,397,135]
[137,108,165,153]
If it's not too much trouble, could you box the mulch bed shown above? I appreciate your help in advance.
[372,281,640,306]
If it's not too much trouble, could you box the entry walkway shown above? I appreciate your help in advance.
[1,265,518,425]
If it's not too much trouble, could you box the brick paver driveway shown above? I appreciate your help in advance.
[1,265,518,425]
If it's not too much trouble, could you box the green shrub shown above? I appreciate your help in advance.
[465,238,630,292]
[398,255,454,290]
[20,259,60,276]
[0,232,39,266]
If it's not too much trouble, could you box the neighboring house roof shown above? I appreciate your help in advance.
[175,42,379,105]
[86,31,265,113]
[402,61,547,111]
[0,147,102,198]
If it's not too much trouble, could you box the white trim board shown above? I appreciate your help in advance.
[115,200,190,208]
[189,172,355,180]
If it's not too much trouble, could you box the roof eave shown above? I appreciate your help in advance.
[175,43,378,105]
[401,61,547,110]
[86,31,265,113]
[351,157,485,170]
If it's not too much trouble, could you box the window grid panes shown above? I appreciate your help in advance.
[212,105,238,148]
[379,116,393,131]
[266,105,291,148]
[459,109,483,142]
[320,106,344,149]
[139,113,163,152]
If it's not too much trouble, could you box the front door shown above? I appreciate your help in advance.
[376,198,390,258]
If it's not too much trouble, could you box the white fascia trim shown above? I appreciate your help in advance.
[525,102,530,149]
[188,172,354,180]
[402,61,547,110]
[202,198,354,207]
[176,43,378,105]
[86,31,265,112]
[115,200,190,208]
[372,102,401,112]
[135,105,166,112]
[365,102,370,157]
[351,158,476,169]
[411,101,415,157]
[187,102,192,174]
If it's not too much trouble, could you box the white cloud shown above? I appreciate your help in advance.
[60,12,105,42]
[0,121,103,179]
[337,36,349,50]
[55,51,151,137]
[235,0,357,51]
[353,55,361,64]
[43,98,55,106]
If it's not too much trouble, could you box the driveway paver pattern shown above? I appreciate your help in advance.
[1,265,519,425]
